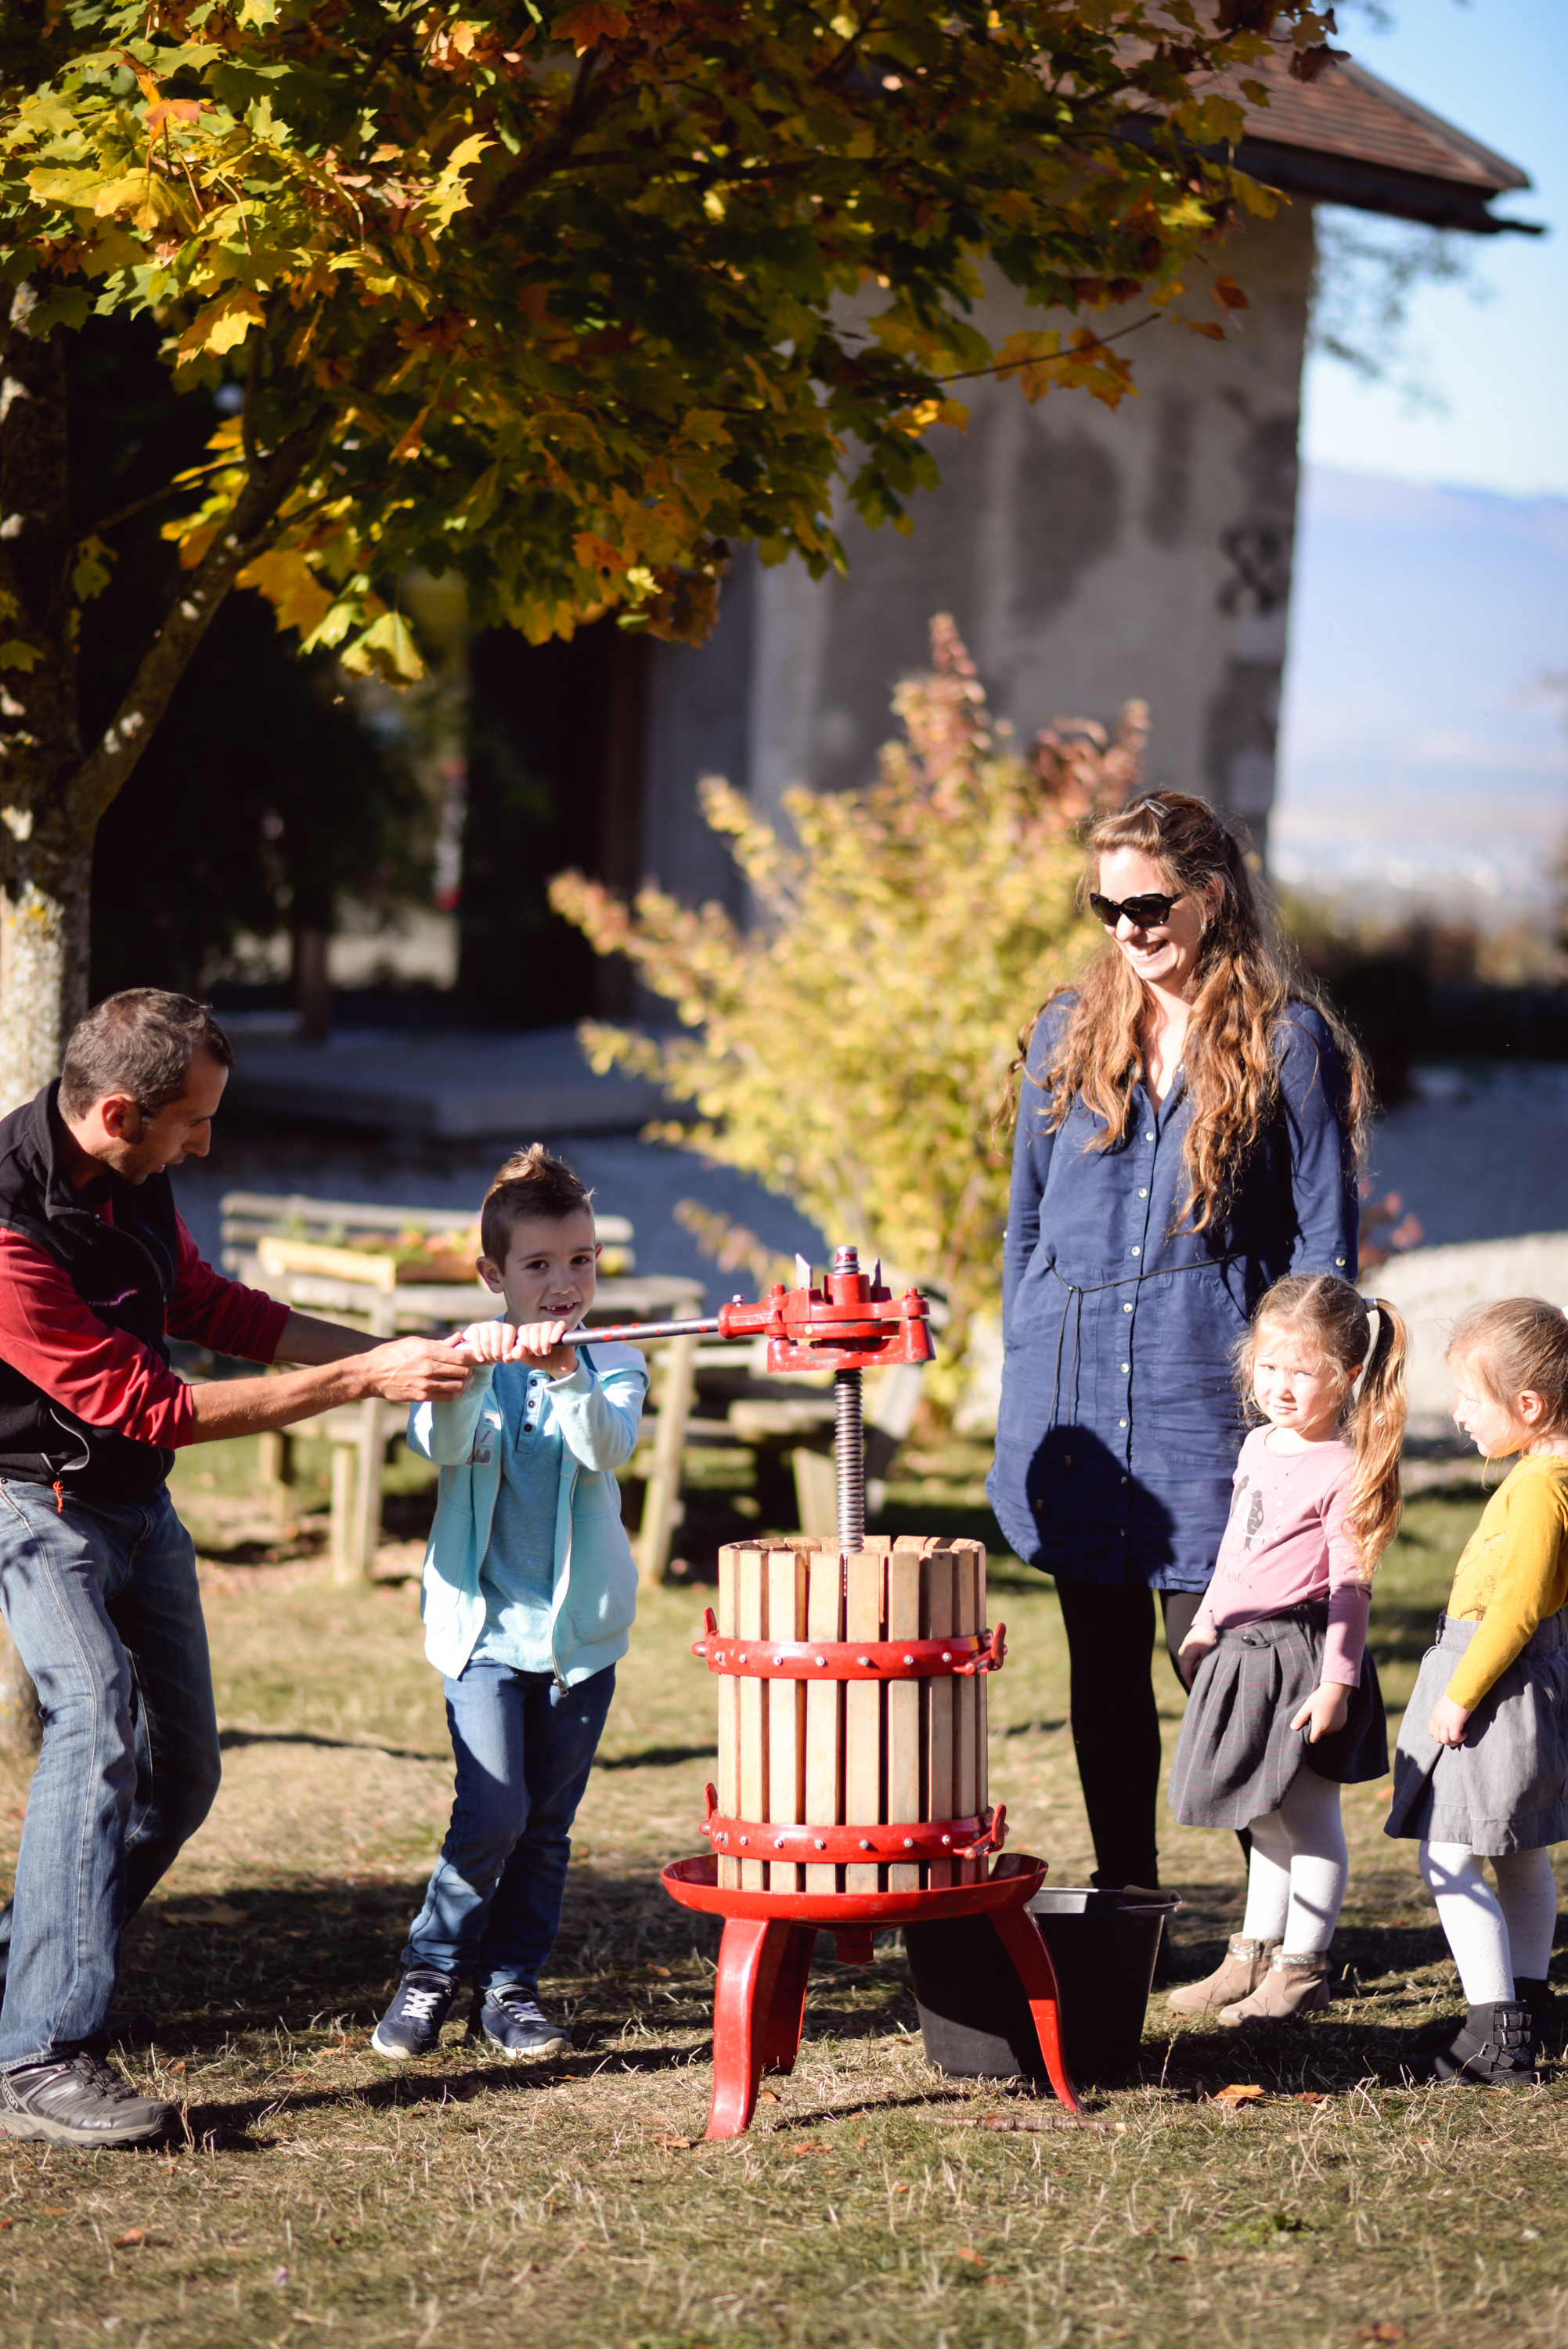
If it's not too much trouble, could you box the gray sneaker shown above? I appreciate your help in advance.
[473,1988,571,2060]
[0,2051,175,2148]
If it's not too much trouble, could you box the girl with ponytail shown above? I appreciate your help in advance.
[1166,1276,1405,2025]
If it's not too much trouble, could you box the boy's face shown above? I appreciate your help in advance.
[478,1207,599,1326]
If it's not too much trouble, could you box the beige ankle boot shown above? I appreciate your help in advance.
[1217,1950,1332,2026]
[1167,1936,1281,2017]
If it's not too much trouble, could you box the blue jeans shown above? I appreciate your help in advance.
[0,1481,220,2069]
[402,1660,615,1994]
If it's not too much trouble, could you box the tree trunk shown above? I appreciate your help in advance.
[0,813,92,1116]
[0,282,86,1113]
[0,1629,41,1759]
[292,921,331,1042]
[1,283,320,1101]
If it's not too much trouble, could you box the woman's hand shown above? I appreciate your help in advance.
[1291,1681,1350,1742]
[1177,1628,1217,1690]
[1429,1694,1472,1748]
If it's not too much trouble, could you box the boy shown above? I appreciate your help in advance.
[372,1145,647,2061]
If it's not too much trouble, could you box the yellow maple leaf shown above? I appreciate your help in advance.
[175,287,265,366]
[235,547,333,637]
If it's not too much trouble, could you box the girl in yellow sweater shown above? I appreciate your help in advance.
[1386,1297,1568,2086]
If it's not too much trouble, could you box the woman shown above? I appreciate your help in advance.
[987,791,1367,1893]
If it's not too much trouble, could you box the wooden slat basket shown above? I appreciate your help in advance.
[706,1534,993,1896]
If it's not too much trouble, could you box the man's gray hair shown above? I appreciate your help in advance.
[59,990,236,1120]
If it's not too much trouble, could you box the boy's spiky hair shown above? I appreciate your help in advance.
[480,1144,593,1264]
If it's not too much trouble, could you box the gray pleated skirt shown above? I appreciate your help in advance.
[1385,1609,1568,1855]
[1169,1604,1389,1830]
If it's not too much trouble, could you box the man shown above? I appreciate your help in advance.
[0,989,471,2148]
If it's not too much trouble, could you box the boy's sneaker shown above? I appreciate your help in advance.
[473,1987,571,2060]
[0,2051,174,2148]
[372,1968,459,2060]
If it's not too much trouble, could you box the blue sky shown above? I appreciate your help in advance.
[1300,0,1566,496]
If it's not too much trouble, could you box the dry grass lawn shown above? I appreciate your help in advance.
[2,1442,1566,2349]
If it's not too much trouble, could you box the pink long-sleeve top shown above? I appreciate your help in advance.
[1192,1426,1371,1687]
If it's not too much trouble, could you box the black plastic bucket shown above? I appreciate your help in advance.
[904,1888,1180,2090]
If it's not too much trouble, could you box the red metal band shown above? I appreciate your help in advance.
[698,1788,1007,1863]
[692,1610,1006,1680]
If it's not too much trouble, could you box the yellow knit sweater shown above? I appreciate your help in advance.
[1443,1455,1568,1714]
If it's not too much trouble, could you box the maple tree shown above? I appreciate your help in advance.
[0,0,1331,1107]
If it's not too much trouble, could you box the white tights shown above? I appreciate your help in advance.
[1240,1766,1348,1956]
[1418,1842,1557,2004]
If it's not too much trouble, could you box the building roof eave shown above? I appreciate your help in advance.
[1234,135,1545,236]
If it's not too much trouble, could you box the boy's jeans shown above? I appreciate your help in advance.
[0,1481,221,2069]
[402,1659,615,1994]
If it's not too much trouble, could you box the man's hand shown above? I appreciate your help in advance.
[1290,1681,1351,1743]
[1177,1627,1217,1690]
[1429,1694,1472,1748]
[358,1337,474,1405]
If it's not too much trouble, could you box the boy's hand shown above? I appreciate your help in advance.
[509,1319,580,1377]
[452,1319,519,1366]
[1290,1681,1351,1742]
[1176,1628,1216,1690]
[1429,1694,1472,1748]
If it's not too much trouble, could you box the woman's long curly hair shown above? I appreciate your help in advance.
[1013,792,1371,1232]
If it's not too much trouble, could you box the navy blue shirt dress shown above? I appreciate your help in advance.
[986,996,1359,1595]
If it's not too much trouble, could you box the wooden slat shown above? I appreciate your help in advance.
[258,1235,398,1290]
[843,1551,884,1893]
[737,1549,766,1892]
[716,1545,739,1890]
[804,1543,843,1896]
[953,1544,979,1885]
[921,1544,955,1889]
[885,1543,921,1893]
[766,1548,807,1893]
[973,1542,989,1826]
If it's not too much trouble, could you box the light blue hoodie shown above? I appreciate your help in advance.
[407,1339,648,1685]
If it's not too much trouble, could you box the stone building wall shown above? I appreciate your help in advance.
[640,200,1316,909]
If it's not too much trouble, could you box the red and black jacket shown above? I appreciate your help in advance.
[0,1083,203,1501]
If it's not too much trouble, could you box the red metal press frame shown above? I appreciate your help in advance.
[662,1855,1080,2138]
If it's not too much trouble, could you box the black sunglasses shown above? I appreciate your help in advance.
[1088,890,1184,930]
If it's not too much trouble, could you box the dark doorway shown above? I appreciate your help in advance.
[456,619,645,1028]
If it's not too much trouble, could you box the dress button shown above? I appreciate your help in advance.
[1145,1130,1155,1142]
[1119,1417,1128,1428]
[1119,1362,1130,1373]
[1138,1187,1148,1199]
[1121,1474,1130,1486]
[1130,1246,1141,1257]
[1123,1301,1134,1314]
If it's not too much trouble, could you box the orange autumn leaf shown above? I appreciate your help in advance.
[1209,2082,1265,2106]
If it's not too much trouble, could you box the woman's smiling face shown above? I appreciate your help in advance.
[1096,846,1216,995]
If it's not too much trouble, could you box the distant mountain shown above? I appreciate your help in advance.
[1274,466,1568,911]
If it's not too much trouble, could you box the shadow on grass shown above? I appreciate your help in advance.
[215,1727,443,1762]
[1368,1602,1444,1671]
[594,1743,718,1772]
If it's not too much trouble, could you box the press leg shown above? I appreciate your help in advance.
[992,1904,1082,2113]
[708,1918,795,2138]
[761,1925,815,2077]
